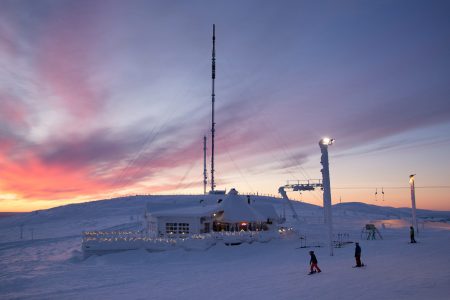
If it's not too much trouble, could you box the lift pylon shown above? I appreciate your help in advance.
[278,179,323,223]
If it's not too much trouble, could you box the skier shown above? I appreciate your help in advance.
[354,242,363,267]
[309,251,321,274]
[410,226,417,243]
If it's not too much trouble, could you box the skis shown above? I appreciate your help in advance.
[307,270,321,275]
[352,263,366,268]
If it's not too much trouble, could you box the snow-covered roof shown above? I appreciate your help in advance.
[148,204,220,218]
[145,189,276,222]
[252,203,279,220]
[216,189,267,223]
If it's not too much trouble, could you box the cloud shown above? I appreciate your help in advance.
[34,10,107,121]
[0,92,32,130]
[1,0,450,209]
[0,150,109,200]
[330,86,450,150]
[0,108,215,202]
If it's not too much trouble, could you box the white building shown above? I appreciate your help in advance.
[144,189,280,238]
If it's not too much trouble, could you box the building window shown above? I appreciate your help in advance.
[166,223,177,234]
[165,223,190,235]
[178,223,190,234]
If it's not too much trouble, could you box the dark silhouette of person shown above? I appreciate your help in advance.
[309,251,321,274]
[354,242,362,267]
[410,226,417,243]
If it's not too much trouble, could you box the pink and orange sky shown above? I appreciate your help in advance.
[1,0,450,212]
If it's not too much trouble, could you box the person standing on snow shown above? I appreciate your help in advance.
[354,242,363,267]
[410,226,417,243]
[309,251,321,274]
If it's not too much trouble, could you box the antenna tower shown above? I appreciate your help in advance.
[203,136,207,194]
[210,24,216,192]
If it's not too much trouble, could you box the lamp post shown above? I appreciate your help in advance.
[319,137,334,256]
[409,174,418,234]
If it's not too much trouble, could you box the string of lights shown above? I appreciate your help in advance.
[82,230,277,251]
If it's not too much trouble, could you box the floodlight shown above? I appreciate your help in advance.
[320,137,335,145]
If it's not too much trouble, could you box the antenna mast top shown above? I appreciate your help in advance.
[210,24,216,192]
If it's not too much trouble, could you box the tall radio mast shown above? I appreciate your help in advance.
[210,24,216,192]
[203,136,207,195]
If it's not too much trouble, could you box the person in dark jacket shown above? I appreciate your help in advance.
[410,226,417,243]
[354,242,362,267]
[309,251,321,274]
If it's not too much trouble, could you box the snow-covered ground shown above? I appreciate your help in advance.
[1,195,449,300]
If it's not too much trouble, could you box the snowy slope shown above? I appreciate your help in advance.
[334,202,450,221]
[0,195,449,300]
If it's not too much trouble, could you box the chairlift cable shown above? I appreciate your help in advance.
[110,88,199,196]
[221,143,255,193]
[331,186,450,189]
[175,158,199,191]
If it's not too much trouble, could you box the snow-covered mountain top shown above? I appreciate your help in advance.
[1,194,448,243]
[334,202,450,221]
[1,194,450,299]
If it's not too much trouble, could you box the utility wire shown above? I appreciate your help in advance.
[331,186,450,190]
[175,158,199,191]
[108,85,201,197]
[221,143,255,193]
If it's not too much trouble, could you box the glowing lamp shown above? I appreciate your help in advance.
[320,137,335,145]
[409,174,415,184]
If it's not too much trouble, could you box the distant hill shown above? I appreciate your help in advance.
[334,202,450,221]
[1,195,449,242]
[0,212,23,219]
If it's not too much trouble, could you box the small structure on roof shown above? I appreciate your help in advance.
[144,188,280,238]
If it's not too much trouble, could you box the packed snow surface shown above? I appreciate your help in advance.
[1,195,449,300]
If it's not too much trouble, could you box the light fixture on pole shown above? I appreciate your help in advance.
[319,137,334,256]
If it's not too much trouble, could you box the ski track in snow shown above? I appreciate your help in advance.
[0,195,449,300]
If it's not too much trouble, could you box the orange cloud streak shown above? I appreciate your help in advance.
[0,151,113,202]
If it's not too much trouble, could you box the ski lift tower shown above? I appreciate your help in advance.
[278,179,323,223]
[319,137,334,256]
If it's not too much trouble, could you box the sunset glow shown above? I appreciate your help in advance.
[1,0,449,212]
